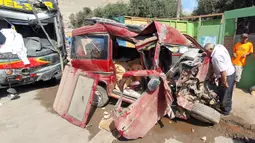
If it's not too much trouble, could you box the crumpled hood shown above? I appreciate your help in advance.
[135,21,191,46]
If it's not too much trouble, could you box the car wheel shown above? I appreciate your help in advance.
[92,86,109,108]
[190,102,221,125]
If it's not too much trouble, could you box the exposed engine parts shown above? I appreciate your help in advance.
[174,50,218,106]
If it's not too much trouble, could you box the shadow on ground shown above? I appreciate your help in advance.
[0,80,59,98]
[0,80,60,114]
[33,80,60,114]
[240,89,251,94]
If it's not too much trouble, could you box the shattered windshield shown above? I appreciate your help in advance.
[71,35,108,60]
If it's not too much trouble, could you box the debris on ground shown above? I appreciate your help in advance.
[104,111,109,115]
[201,136,207,142]
[191,129,195,132]
[104,114,111,119]
[8,94,19,100]
[99,118,116,132]
[244,137,250,142]
[250,85,255,96]
[102,107,106,110]
[212,115,255,140]
[0,95,19,107]
[169,121,172,124]
[86,124,92,128]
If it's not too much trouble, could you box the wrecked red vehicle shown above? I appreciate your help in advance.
[53,18,221,139]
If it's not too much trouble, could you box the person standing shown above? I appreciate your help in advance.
[67,36,72,46]
[232,33,254,87]
[204,43,236,115]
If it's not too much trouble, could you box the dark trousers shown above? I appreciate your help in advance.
[218,72,236,115]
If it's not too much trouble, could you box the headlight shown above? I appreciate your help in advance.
[5,69,13,75]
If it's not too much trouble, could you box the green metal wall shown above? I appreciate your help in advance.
[221,7,255,89]
[115,16,235,38]
[197,25,222,46]
[199,19,235,37]
[195,19,235,46]
[155,19,235,38]
[237,56,255,89]
[155,19,194,37]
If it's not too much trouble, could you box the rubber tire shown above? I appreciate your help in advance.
[92,86,109,108]
[190,102,221,125]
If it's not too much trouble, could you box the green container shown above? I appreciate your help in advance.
[237,56,255,89]
[187,23,194,37]
[155,19,194,37]
[194,19,235,37]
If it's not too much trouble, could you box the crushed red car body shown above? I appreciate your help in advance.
[54,18,220,140]
[113,70,175,139]
[111,22,190,139]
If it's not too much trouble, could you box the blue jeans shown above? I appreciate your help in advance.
[218,72,236,115]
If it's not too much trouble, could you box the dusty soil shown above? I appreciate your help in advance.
[214,116,255,141]
[33,80,110,140]
[34,84,59,114]
[33,84,255,143]
[113,116,255,143]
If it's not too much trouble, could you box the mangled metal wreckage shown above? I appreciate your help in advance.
[53,18,221,139]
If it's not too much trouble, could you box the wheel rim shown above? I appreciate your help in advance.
[93,90,102,104]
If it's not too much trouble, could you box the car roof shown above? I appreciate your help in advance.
[72,18,192,48]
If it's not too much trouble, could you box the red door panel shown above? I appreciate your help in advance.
[53,65,99,128]
[113,70,174,139]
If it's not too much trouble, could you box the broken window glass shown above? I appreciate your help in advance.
[71,35,108,60]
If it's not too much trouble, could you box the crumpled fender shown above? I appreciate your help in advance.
[113,70,174,139]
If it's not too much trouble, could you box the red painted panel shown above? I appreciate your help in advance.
[196,56,211,82]
[137,21,190,46]
[113,70,174,139]
[0,58,49,69]
[53,65,99,128]
[72,59,109,72]
[72,23,137,39]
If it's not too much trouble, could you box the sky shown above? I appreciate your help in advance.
[59,0,198,27]
[182,0,198,14]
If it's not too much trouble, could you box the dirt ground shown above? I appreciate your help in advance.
[35,83,255,142]
[1,81,255,143]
